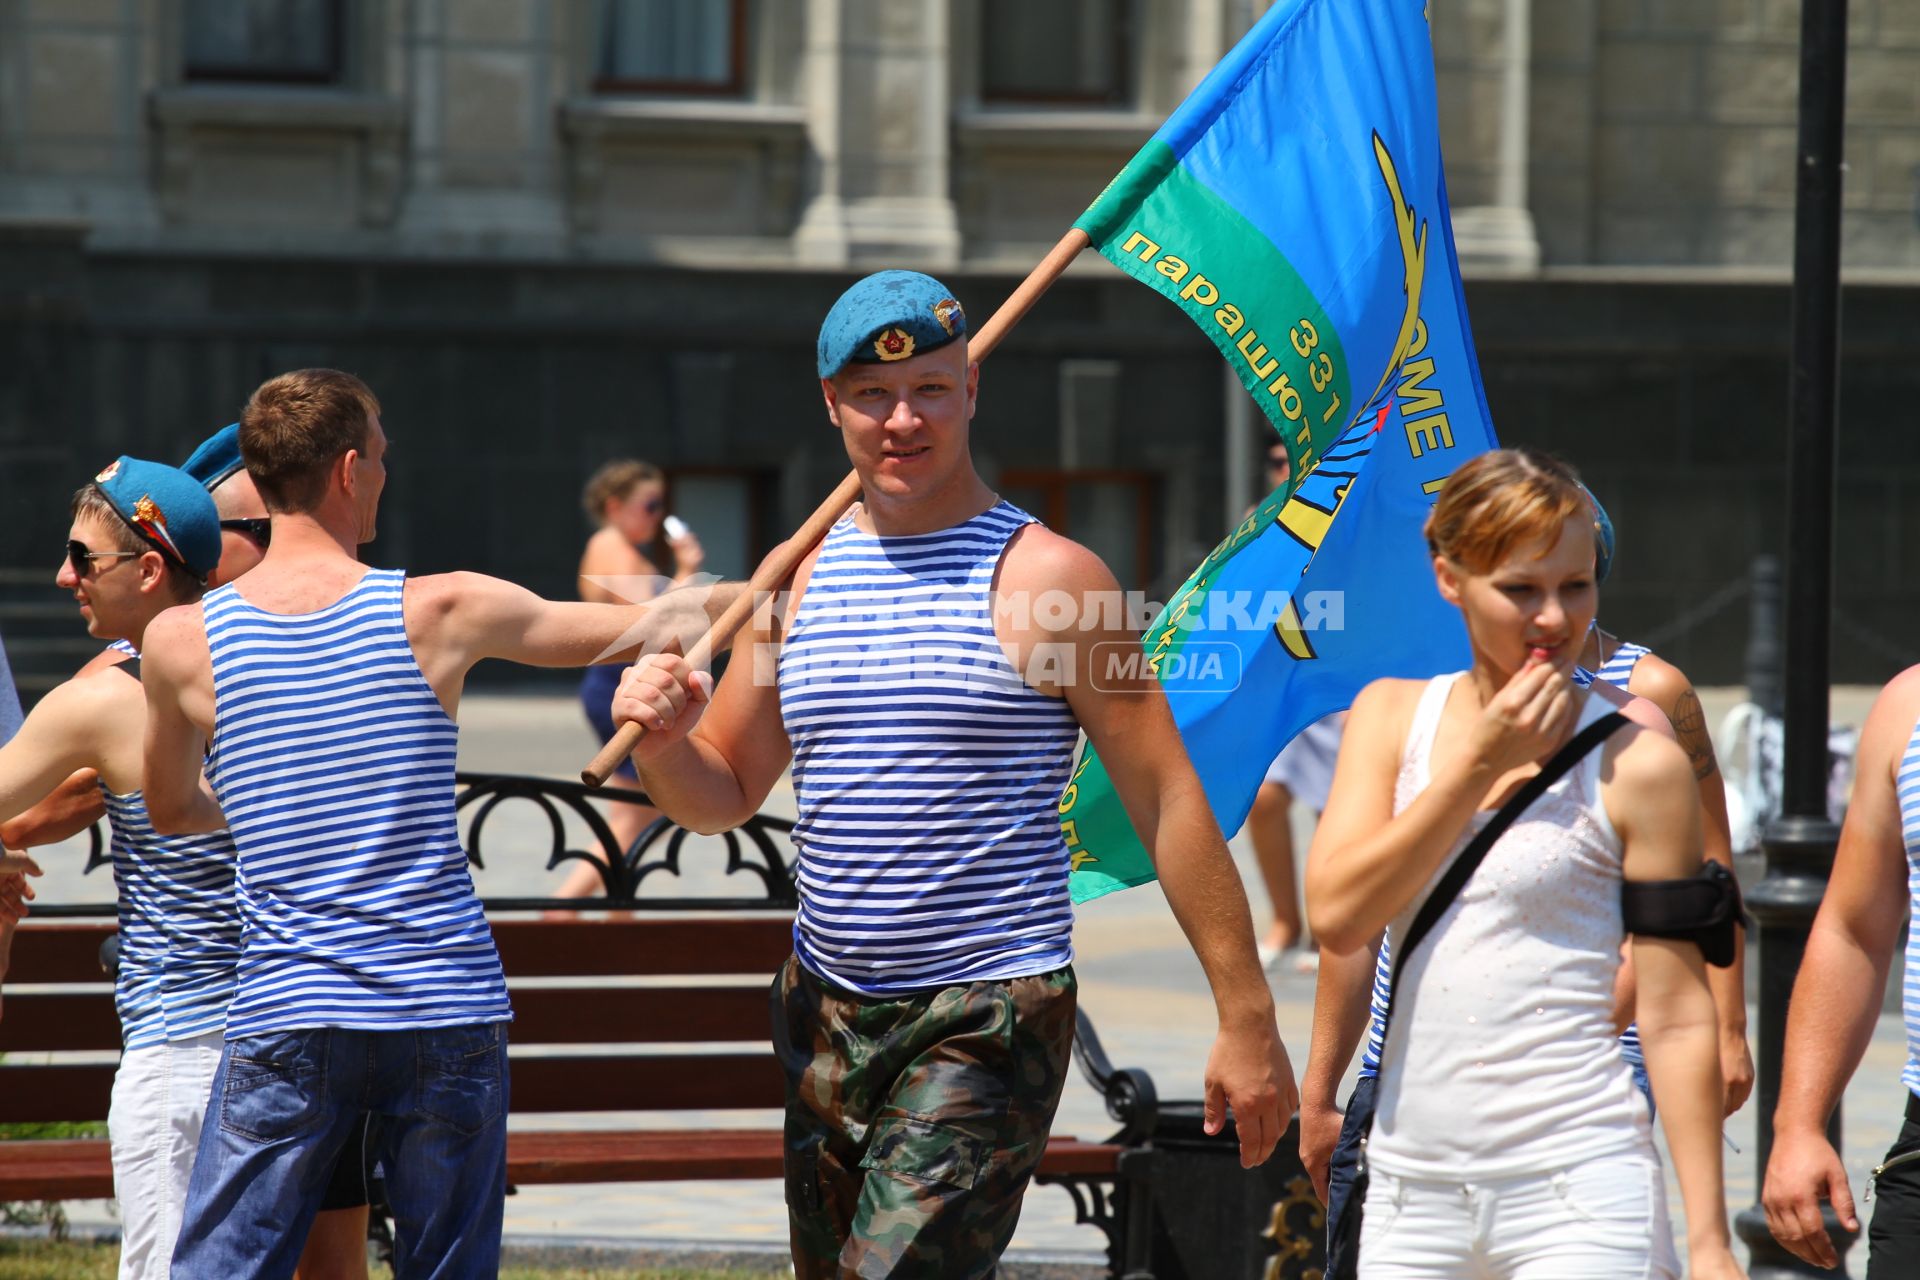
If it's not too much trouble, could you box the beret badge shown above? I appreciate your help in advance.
[129,492,186,565]
[874,327,915,362]
[933,298,963,336]
[87,455,220,578]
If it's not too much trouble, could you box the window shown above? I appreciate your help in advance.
[1000,470,1158,592]
[665,468,778,583]
[183,0,344,84]
[980,0,1134,106]
[596,0,747,96]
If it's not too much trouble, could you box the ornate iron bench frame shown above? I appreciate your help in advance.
[11,770,1328,1277]
[9,772,1166,1275]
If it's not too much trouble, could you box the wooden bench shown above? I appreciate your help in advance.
[0,773,1159,1274]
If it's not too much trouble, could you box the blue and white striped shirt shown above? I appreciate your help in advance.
[1591,644,1652,1068]
[778,502,1080,996]
[98,656,241,1048]
[1898,712,1920,1100]
[203,568,510,1035]
[1359,648,1650,1078]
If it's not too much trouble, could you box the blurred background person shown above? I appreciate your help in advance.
[1240,439,1340,971]
[563,459,704,897]
[1250,713,1343,970]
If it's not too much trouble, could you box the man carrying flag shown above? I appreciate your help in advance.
[624,0,1498,1272]
[613,270,1296,1277]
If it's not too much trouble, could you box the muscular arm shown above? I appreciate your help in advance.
[1612,725,1732,1261]
[1625,656,1751,1113]
[0,682,113,994]
[0,682,112,828]
[1,770,106,850]
[139,606,225,836]
[622,545,810,834]
[1002,528,1295,1167]
[420,572,745,673]
[5,649,136,845]
[1761,667,1919,1267]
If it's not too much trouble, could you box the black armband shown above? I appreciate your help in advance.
[1621,860,1746,968]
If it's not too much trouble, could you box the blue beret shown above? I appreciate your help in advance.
[180,424,244,492]
[817,270,968,379]
[89,457,222,580]
[1581,483,1615,584]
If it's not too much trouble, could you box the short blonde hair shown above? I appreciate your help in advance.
[1424,449,1592,574]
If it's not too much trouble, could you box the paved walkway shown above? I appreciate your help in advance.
[26,685,1905,1270]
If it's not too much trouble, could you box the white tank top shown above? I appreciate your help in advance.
[1367,672,1653,1180]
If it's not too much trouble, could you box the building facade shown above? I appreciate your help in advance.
[2,0,1917,691]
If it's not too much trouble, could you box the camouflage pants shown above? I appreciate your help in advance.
[771,955,1078,1280]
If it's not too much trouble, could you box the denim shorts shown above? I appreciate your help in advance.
[172,1023,509,1280]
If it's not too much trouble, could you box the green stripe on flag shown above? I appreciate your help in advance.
[1061,155,1355,901]
[1060,482,1295,902]
[1080,157,1353,478]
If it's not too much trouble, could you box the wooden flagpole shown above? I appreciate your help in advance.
[581,228,1094,786]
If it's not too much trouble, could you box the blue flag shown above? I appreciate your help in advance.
[1061,0,1499,901]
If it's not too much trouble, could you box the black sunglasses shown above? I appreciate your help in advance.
[220,517,272,547]
[66,539,141,579]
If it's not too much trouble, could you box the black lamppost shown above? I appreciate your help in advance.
[1731,1,1853,1275]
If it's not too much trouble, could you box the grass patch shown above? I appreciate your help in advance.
[0,1239,117,1280]
[0,1240,764,1280]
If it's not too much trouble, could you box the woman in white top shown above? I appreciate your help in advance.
[1306,449,1742,1280]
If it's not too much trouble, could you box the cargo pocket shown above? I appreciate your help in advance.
[859,1112,991,1191]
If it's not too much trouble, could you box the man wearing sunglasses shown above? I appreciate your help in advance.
[0,457,241,1279]
[4,424,276,848]
[0,430,377,1279]
[138,368,744,1277]
[185,423,274,587]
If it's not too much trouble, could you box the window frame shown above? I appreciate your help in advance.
[592,0,751,99]
[977,0,1137,108]
[661,464,781,578]
[181,0,348,86]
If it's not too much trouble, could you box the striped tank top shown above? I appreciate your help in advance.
[203,568,510,1035]
[1898,712,1920,1099]
[1591,643,1652,1067]
[777,501,1080,996]
[98,658,241,1049]
[1359,648,1650,1079]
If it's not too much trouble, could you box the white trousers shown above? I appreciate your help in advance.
[1359,1147,1681,1280]
[107,1031,225,1280]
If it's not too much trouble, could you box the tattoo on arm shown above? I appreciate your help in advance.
[1671,687,1719,781]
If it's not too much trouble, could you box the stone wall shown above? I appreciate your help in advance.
[1539,0,1920,267]
[8,2,1912,270]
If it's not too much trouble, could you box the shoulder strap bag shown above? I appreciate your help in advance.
[1328,710,1628,1280]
